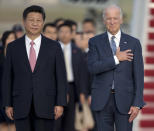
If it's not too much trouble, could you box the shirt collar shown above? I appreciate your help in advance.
[25,35,42,46]
[59,41,71,50]
[85,48,89,53]
[107,30,121,42]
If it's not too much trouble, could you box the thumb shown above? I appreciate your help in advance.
[117,47,120,52]
[128,108,132,114]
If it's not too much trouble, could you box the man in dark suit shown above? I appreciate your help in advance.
[88,5,145,131]
[1,5,67,131]
[54,23,87,131]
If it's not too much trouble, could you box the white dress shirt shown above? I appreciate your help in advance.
[107,30,121,65]
[25,35,42,59]
[59,41,74,82]
[84,48,89,53]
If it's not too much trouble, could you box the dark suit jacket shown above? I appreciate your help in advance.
[88,32,145,114]
[0,47,4,108]
[83,51,93,96]
[68,43,87,101]
[1,35,68,119]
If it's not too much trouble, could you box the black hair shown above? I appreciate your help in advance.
[76,31,83,35]
[82,18,96,27]
[43,22,57,32]
[12,24,24,32]
[54,18,65,26]
[1,30,16,47]
[57,23,73,32]
[64,19,77,28]
[23,5,46,21]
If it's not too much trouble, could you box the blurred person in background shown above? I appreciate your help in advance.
[54,18,65,27]
[12,24,24,39]
[74,31,95,103]
[64,19,78,41]
[74,32,83,49]
[54,23,87,131]
[82,32,95,52]
[0,30,16,131]
[43,22,58,40]
[75,31,97,131]
[82,19,96,34]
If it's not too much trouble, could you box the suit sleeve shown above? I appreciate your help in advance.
[88,39,117,75]
[78,51,88,96]
[1,45,13,107]
[55,43,68,106]
[132,40,145,108]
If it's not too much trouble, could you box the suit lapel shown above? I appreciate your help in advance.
[71,43,77,75]
[33,35,47,74]
[20,35,32,73]
[20,35,47,74]
[119,32,128,51]
[98,32,113,57]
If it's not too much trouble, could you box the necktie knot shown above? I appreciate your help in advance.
[111,36,116,40]
[30,41,35,46]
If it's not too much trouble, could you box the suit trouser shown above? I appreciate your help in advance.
[94,93,133,131]
[14,97,54,131]
[54,82,76,131]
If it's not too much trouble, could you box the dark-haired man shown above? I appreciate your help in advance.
[43,23,57,40]
[54,23,87,131]
[1,5,67,131]
[64,20,77,41]
[82,18,96,34]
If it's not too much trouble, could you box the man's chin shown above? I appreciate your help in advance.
[29,32,41,36]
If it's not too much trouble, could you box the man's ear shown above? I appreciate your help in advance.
[120,18,123,24]
[22,19,25,27]
[103,18,106,25]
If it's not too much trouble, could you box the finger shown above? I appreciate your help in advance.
[129,109,138,121]
[58,113,62,118]
[55,113,61,120]
[129,116,134,123]
[127,56,133,60]
[129,111,135,122]
[125,49,132,53]
[128,108,132,114]
[10,111,14,120]
[127,53,134,56]
[127,59,132,62]
[129,113,136,123]
[8,111,13,120]
[55,112,59,120]
[55,115,58,120]
[54,107,57,114]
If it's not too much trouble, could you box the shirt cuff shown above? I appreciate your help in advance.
[114,56,120,65]
[136,107,141,110]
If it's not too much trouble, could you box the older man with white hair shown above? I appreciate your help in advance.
[88,4,145,131]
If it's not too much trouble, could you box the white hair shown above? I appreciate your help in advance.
[102,4,123,20]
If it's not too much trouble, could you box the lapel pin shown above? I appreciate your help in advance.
[124,41,127,44]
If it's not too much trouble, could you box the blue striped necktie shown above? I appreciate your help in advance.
[111,36,117,55]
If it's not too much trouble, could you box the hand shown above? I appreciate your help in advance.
[128,106,140,123]
[80,93,86,104]
[54,106,64,120]
[5,107,14,120]
[116,47,133,62]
